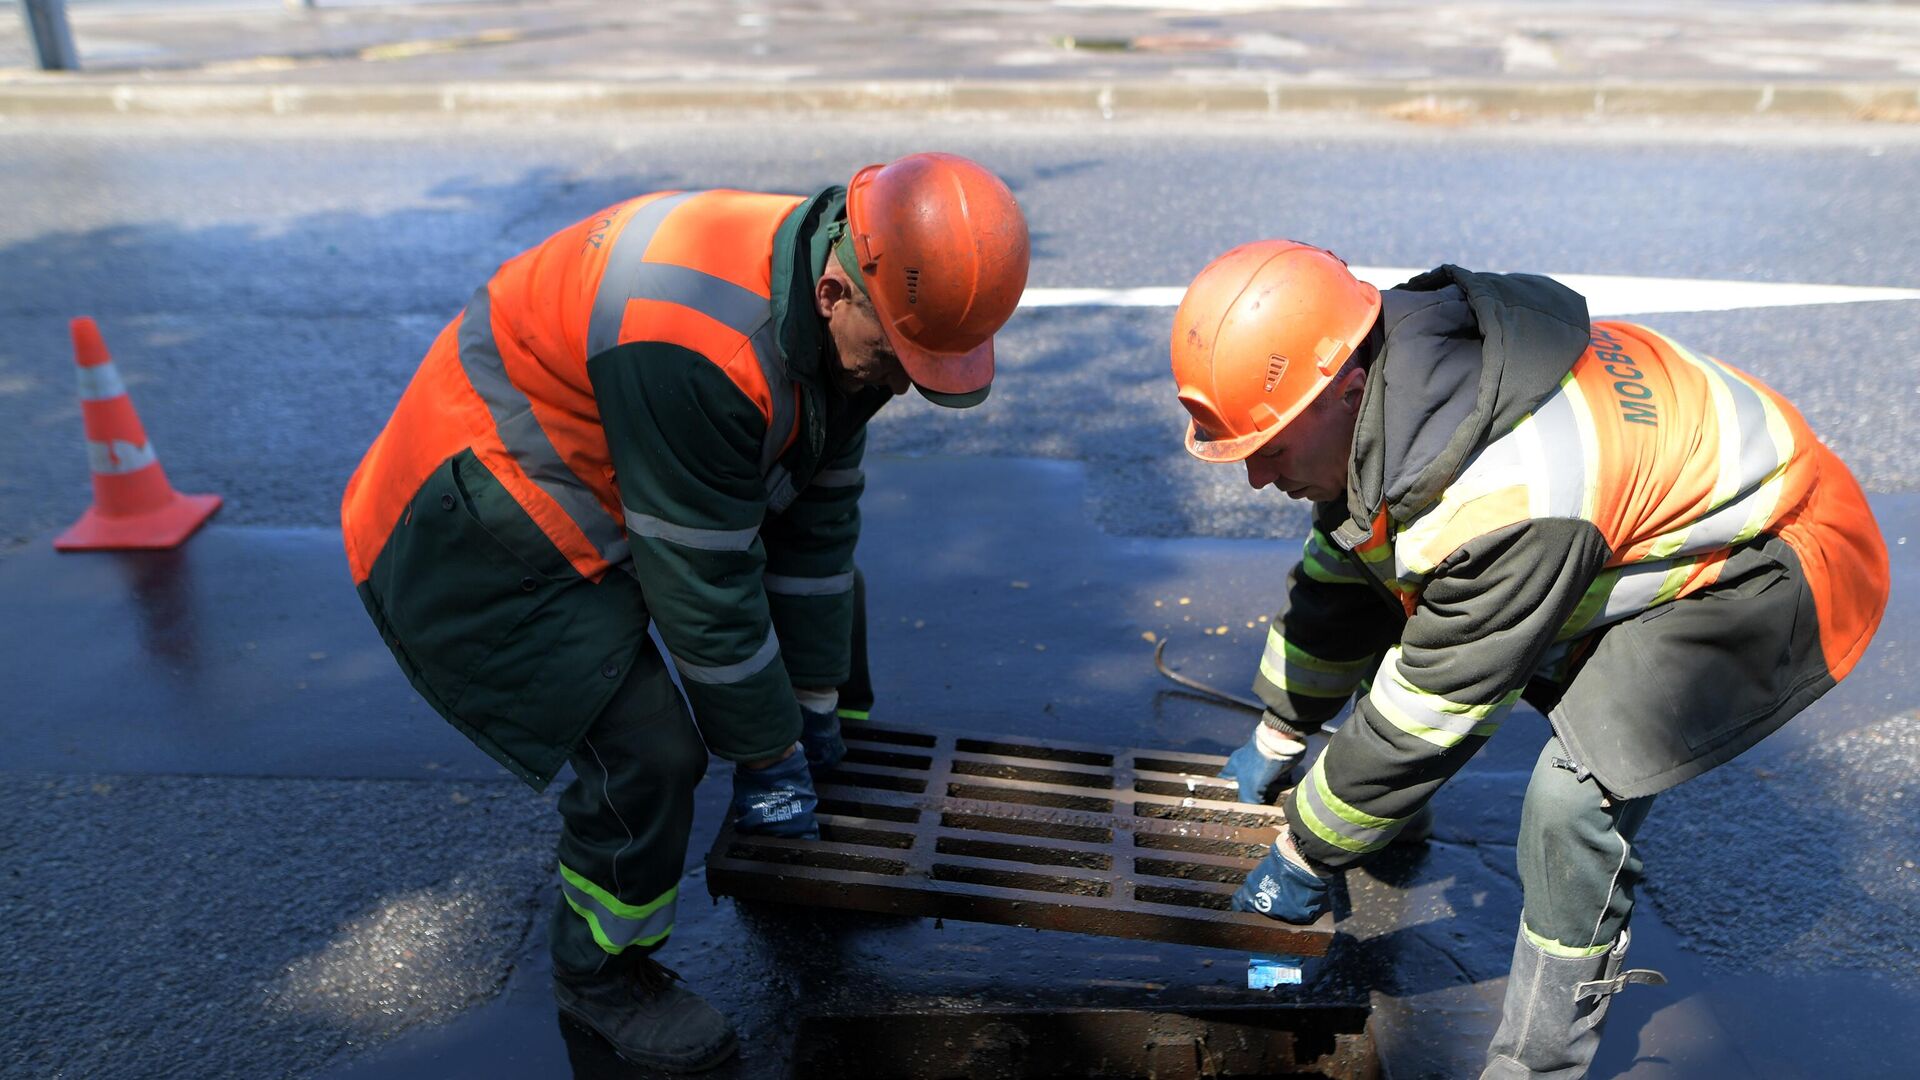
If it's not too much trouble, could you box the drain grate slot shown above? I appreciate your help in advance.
[728,843,908,877]
[819,822,917,850]
[707,722,1334,955]
[1134,831,1269,860]
[843,724,938,748]
[827,770,928,794]
[931,862,1110,897]
[1134,755,1226,776]
[1136,884,1235,911]
[950,758,1114,790]
[940,811,1112,845]
[1135,777,1240,801]
[954,738,1112,767]
[817,798,919,823]
[1134,801,1284,829]
[842,747,934,771]
[948,782,1113,813]
[935,836,1113,871]
[1134,856,1248,885]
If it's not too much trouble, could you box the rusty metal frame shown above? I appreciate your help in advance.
[705,721,1333,956]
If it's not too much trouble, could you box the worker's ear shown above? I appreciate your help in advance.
[816,266,854,318]
[1337,365,1368,415]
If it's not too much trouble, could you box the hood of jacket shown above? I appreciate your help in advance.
[1332,266,1592,549]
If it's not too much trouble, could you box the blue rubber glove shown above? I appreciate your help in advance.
[730,748,819,839]
[1217,723,1307,805]
[1232,831,1332,924]
[800,705,846,772]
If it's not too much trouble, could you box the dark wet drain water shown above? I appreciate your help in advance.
[791,1006,1379,1079]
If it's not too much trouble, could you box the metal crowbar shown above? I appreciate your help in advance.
[1152,638,1265,714]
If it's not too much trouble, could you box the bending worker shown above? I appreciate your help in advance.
[1171,241,1887,1078]
[341,153,1029,1073]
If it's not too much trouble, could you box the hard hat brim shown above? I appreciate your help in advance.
[1183,418,1282,463]
[890,332,995,403]
[915,382,991,409]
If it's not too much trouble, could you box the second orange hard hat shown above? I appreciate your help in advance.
[1171,240,1381,462]
[843,152,1031,407]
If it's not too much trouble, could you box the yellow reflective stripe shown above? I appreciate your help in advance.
[1257,626,1372,699]
[559,863,676,921]
[1524,921,1613,959]
[1293,756,1401,854]
[1300,532,1366,584]
[1368,647,1518,748]
[1559,566,1620,640]
[1652,559,1694,606]
[1354,544,1393,570]
[559,865,678,953]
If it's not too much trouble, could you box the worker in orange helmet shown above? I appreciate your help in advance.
[342,153,1029,1072]
[1170,241,1888,1078]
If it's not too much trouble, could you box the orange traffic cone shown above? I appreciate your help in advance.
[54,317,222,551]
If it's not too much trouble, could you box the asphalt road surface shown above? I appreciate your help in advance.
[2,112,1918,551]
[2,111,1916,1079]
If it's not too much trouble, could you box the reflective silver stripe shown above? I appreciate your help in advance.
[459,286,631,568]
[752,320,793,477]
[764,571,855,596]
[1300,530,1366,585]
[586,191,796,487]
[1594,557,1695,625]
[75,363,126,401]
[630,261,770,336]
[1256,625,1372,699]
[558,866,676,952]
[87,438,155,475]
[673,626,780,685]
[587,192,696,357]
[1528,379,1592,520]
[1293,757,1401,854]
[1367,647,1517,748]
[622,508,759,552]
[811,468,864,488]
[764,464,799,516]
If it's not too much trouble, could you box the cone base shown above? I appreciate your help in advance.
[54,493,223,551]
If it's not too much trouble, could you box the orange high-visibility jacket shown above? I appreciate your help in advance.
[1253,268,1889,866]
[342,187,880,782]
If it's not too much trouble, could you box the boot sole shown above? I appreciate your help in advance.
[555,999,740,1074]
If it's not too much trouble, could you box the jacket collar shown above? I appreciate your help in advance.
[1331,266,1592,551]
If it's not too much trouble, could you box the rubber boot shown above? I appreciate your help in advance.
[554,955,738,1073]
[1481,928,1665,1079]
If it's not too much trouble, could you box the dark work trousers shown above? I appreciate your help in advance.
[548,568,870,976]
[549,634,708,977]
[1515,735,1656,953]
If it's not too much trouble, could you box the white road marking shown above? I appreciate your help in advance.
[1019,269,1920,316]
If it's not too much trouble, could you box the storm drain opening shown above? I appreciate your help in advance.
[792,1006,1379,1080]
[706,721,1334,957]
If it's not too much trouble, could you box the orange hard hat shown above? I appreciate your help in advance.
[844,152,1030,407]
[1171,240,1381,462]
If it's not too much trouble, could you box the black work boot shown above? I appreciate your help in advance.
[553,955,738,1073]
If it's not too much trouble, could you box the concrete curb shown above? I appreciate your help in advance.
[3,78,1919,121]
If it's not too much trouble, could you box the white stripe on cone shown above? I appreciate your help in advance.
[74,362,128,402]
[87,439,158,476]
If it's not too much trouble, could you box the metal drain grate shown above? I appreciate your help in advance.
[705,721,1333,956]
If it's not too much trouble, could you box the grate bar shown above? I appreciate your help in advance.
[708,720,1334,956]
